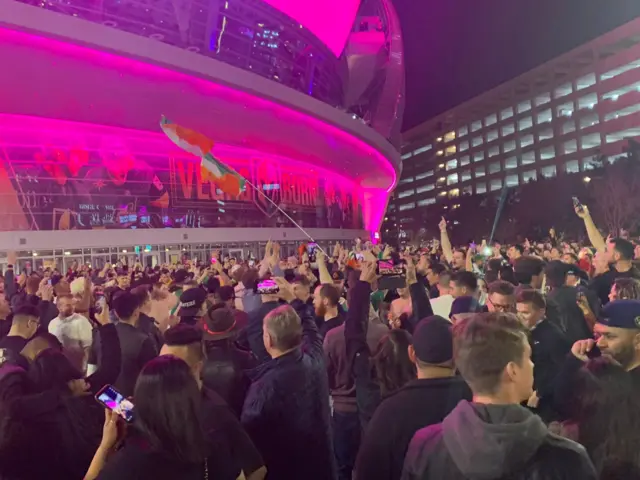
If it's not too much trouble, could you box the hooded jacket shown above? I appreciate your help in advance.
[401,401,597,480]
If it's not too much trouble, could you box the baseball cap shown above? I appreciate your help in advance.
[203,304,238,340]
[412,316,453,364]
[599,300,640,329]
[178,287,207,317]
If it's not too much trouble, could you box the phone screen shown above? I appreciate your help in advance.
[256,279,280,295]
[377,260,404,276]
[95,385,134,422]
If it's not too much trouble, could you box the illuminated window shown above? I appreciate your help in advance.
[505,156,518,169]
[458,125,469,137]
[473,152,485,163]
[579,113,599,129]
[562,120,576,134]
[554,82,572,98]
[600,59,640,81]
[541,165,556,178]
[506,174,519,187]
[446,173,459,185]
[486,130,499,142]
[397,189,415,199]
[521,134,534,148]
[518,117,533,131]
[476,183,487,194]
[472,136,483,147]
[605,103,640,121]
[540,146,555,160]
[449,188,460,198]
[461,170,472,182]
[606,128,640,144]
[602,81,640,101]
[577,93,597,110]
[444,131,456,142]
[463,186,473,195]
[521,151,535,165]
[416,184,435,194]
[445,146,457,156]
[446,160,458,170]
[460,155,471,166]
[471,121,482,132]
[489,162,501,174]
[417,198,436,206]
[537,109,552,124]
[503,140,516,153]
[535,93,551,106]
[502,123,515,136]
[459,141,469,152]
[564,139,578,154]
[564,160,580,173]
[556,101,574,118]
[411,144,432,156]
[415,170,434,180]
[517,100,532,114]
[398,202,416,212]
[488,146,500,158]
[490,179,502,191]
[398,176,415,185]
[485,114,497,127]
[538,127,553,141]
[400,152,413,160]
[523,170,537,182]
[436,150,444,156]
[576,73,596,90]
[582,157,596,170]
[475,166,486,177]
[500,107,514,120]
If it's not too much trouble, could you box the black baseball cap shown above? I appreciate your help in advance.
[178,287,207,317]
[173,269,192,285]
[412,316,453,364]
[599,300,640,329]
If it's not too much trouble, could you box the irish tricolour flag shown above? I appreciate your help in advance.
[160,116,246,197]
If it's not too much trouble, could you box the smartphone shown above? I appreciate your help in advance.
[307,243,318,261]
[256,279,280,295]
[47,279,52,286]
[572,196,584,213]
[586,344,602,360]
[211,257,217,264]
[355,253,365,261]
[95,384,134,422]
[248,260,255,267]
[377,259,404,276]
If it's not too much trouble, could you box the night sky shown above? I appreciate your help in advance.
[394,0,640,131]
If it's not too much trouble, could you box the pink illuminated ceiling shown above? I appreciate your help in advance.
[261,0,361,57]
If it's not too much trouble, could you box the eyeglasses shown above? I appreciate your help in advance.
[488,298,513,312]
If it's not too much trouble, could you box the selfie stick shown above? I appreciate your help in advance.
[488,186,509,246]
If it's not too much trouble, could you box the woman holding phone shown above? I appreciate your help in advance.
[85,355,245,480]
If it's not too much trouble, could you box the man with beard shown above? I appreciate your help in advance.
[555,300,640,418]
[314,284,344,339]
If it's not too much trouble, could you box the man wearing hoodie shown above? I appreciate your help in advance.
[355,315,471,480]
[401,312,597,480]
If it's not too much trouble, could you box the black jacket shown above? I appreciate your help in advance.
[202,339,256,418]
[401,401,597,480]
[241,300,336,480]
[529,319,569,420]
[244,300,282,364]
[355,377,471,480]
[0,324,121,480]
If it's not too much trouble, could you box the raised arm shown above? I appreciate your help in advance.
[406,258,433,326]
[575,204,606,252]
[439,217,454,264]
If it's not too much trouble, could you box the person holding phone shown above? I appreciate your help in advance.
[85,356,245,480]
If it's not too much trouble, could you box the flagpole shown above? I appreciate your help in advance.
[243,178,328,255]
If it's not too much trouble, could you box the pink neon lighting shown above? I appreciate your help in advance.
[261,0,361,57]
[0,25,395,232]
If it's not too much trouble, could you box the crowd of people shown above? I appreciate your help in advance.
[0,202,640,479]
